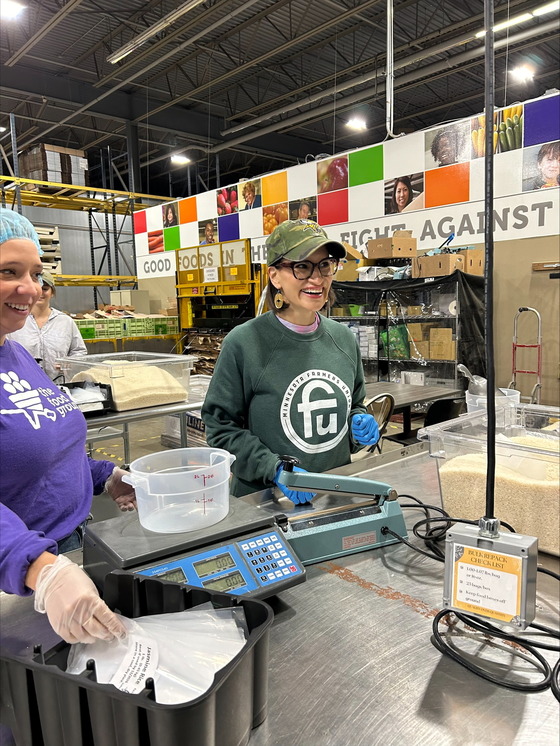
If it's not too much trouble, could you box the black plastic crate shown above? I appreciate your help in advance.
[60,381,114,417]
[0,572,273,746]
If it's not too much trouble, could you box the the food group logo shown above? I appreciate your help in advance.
[281,370,351,454]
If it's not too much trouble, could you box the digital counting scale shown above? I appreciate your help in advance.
[84,460,407,600]
[84,496,306,600]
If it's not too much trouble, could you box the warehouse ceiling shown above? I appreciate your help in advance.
[0,0,558,198]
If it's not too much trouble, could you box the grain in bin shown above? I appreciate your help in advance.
[420,403,560,555]
[56,352,197,411]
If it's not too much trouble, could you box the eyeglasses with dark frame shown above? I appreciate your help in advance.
[275,256,339,280]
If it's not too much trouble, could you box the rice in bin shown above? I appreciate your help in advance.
[71,361,187,411]
[439,436,559,556]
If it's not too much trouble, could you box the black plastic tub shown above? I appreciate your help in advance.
[0,572,273,746]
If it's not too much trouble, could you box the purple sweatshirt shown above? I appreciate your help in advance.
[0,340,114,595]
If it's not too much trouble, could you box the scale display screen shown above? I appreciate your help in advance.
[202,570,246,592]
[155,566,187,583]
[193,552,236,579]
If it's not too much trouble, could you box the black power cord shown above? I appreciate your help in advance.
[381,495,560,696]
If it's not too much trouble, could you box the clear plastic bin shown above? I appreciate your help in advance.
[57,352,197,411]
[419,404,560,555]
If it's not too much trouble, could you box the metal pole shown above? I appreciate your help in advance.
[9,113,22,213]
[483,0,496,521]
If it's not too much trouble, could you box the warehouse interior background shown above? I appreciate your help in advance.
[0,0,558,404]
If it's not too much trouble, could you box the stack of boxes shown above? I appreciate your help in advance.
[74,317,179,340]
[18,144,89,187]
[357,325,378,360]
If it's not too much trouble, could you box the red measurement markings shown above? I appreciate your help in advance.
[194,472,215,487]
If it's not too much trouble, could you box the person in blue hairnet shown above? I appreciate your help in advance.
[0,208,137,651]
[202,219,379,505]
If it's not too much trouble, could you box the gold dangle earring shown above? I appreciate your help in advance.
[274,289,284,309]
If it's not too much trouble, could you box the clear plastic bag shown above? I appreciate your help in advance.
[66,603,247,704]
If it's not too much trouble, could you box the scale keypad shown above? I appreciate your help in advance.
[239,533,300,584]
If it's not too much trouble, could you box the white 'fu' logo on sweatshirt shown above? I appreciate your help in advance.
[281,370,351,454]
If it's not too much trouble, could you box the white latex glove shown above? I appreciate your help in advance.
[104,466,137,511]
[34,555,127,644]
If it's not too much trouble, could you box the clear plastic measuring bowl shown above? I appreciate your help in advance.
[122,447,235,534]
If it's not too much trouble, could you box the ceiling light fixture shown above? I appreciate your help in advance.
[533,1,560,15]
[107,0,206,64]
[0,0,25,19]
[0,126,7,133]
[171,154,191,165]
[510,65,535,82]
[346,117,367,131]
[475,2,559,37]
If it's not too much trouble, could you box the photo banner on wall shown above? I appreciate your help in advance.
[249,189,559,263]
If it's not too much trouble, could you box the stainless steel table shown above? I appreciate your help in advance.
[85,374,210,463]
[1,447,558,746]
[365,382,463,440]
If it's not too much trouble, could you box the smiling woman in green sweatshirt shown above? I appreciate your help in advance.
[201,219,380,504]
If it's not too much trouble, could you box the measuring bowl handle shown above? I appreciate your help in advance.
[121,473,148,490]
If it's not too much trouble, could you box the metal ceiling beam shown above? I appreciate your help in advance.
[5,0,85,67]
[135,0,384,124]
[210,19,559,153]
[14,0,263,151]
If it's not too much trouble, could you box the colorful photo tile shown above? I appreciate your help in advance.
[217,212,240,241]
[163,226,181,251]
[317,189,348,225]
[147,229,164,254]
[133,210,147,234]
[523,96,560,148]
[216,185,238,216]
[522,141,559,192]
[263,203,289,235]
[424,163,470,208]
[262,171,288,206]
[178,197,197,224]
[199,218,218,245]
[316,155,349,194]
[288,197,317,221]
[496,106,523,155]
[384,173,424,215]
[425,122,470,170]
[349,145,383,187]
[162,201,179,228]
[239,179,262,210]
[470,113,499,159]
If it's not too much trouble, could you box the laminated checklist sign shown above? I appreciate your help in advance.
[451,545,523,624]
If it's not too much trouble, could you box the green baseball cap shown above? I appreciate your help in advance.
[266,219,346,265]
[41,270,55,289]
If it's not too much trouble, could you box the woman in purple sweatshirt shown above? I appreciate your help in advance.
[0,208,135,646]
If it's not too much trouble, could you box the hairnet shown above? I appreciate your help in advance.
[0,208,42,254]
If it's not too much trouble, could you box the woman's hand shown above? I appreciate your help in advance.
[104,466,137,511]
[33,554,127,644]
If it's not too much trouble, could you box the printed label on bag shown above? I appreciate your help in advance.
[110,634,159,694]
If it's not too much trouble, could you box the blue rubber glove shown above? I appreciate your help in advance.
[274,465,316,505]
[351,413,380,446]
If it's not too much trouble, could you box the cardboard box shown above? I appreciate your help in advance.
[430,340,456,360]
[412,253,464,278]
[341,242,364,261]
[407,305,423,316]
[336,259,360,282]
[429,327,453,342]
[110,290,151,314]
[366,230,417,259]
[429,328,455,360]
[411,340,430,359]
[406,323,425,341]
[458,248,485,276]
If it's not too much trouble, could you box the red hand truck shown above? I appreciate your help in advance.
[508,306,542,404]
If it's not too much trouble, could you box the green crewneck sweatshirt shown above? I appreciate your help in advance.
[201,312,367,496]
